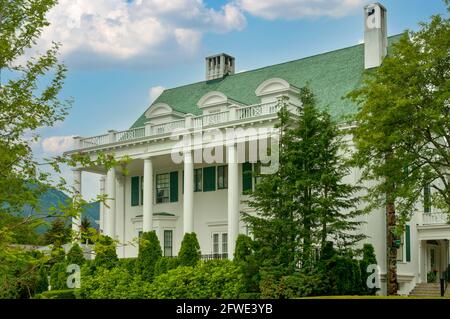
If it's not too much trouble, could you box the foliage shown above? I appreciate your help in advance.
[146,260,244,299]
[178,233,201,267]
[49,261,69,291]
[234,234,260,293]
[93,235,118,270]
[43,219,71,245]
[67,243,85,266]
[154,257,179,276]
[77,266,150,299]
[118,258,137,276]
[347,6,450,225]
[136,231,162,281]
[243,87,364,278]
[34,289,77,299]
[359,244,378,295]
[427,271,438,283]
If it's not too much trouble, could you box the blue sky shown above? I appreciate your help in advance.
[33,0,448,199]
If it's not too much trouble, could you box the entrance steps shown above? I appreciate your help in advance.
[409,283,442,297]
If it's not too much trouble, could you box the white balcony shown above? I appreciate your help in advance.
[74,101,283,151]
[422,212,449,225]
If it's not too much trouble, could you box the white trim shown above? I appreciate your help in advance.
[255,77,299,97]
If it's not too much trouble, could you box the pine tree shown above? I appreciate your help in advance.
[67,243,85,266]
[243,87,365,276]
[178,233,201,267]
[136,231,162,281]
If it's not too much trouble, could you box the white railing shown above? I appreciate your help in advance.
[194,111,229,128]
[152,119,185,135]
[79,134,109,148]
[423,212,449,225]
[116,127,145,142]
[74,101,283,150]
[237,101,279,120]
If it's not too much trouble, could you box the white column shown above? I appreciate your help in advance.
[99,175,106,233]
[72,169,82,241]
[105,167,116,238]
[183,151,194,233]
[227,144,239,259]
[143,158,154,233]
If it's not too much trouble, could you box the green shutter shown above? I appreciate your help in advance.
[405,225,411,262]
[242,162,252,194]
[203,166,216,192]
[131,176,140,206]
[170,171,178,202]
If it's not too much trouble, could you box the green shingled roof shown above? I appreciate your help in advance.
[131,34,403,128]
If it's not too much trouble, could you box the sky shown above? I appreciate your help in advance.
[31,0,448,201]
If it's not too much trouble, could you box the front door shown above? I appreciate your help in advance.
[212,232,228,257]
[427,244,440,282]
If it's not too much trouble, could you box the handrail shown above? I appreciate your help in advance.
[73,101,284,150]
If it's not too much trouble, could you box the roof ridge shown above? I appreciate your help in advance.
[157,33,404,95]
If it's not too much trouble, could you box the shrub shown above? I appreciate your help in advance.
[49,262,69,291]
[234,234,253,261]
[147,260,244,299]
[35,289,77,299]
[67,243,85,266]
[93,235,118,270]
[234,235,260,293]
[35,266,50,295]
[178,233,201,267]
[136,231,162,281]
[279,272,328,298]
[328,255,362,295]
[359,243,378,295]
[77,267,151,299]
[118,258,137,275]
[154,257,179,276]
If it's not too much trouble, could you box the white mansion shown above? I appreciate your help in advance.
[66,3,449,295]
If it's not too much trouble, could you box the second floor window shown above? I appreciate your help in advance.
[217,165,228,189]
[156,173,170,203]
[194,168,202,192]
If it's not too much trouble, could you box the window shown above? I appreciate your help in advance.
[156,173,170,203]
[203,166,216,192]
[212,232,227,255]
[242,162,253,194]
[194,168,202,192]
[217,166,228,189]
[213,233,219,254]
[254,162,262,186]
[131,176,140,206]
[222,233,228,254]
[164,230,173,257]
[424,184,431,213]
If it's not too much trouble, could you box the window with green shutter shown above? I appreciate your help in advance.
[405,225,411,262]
[203,166,216,192]
[131,176,140,206]
[242,162,253,194]
[170,171,178,202]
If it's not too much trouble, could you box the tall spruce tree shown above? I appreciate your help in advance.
[243,87,364,275]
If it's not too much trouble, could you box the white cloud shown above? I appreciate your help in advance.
[41,135,75,153]
[38,0,246,67]
[236,0,368,20]
[149,85,165,103]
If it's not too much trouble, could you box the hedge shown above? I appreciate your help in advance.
[34,289,77,299]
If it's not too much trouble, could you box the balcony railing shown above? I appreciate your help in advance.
[75,101,283,150]
[423,212,449,225]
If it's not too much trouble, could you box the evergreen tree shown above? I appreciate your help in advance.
[178,233,201,267]
[44,218,71,245]
[93,235,118,270]
[136,231,162,281]
[243,87,364,276]
[67,243,85,266]
[359,244,378,295]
